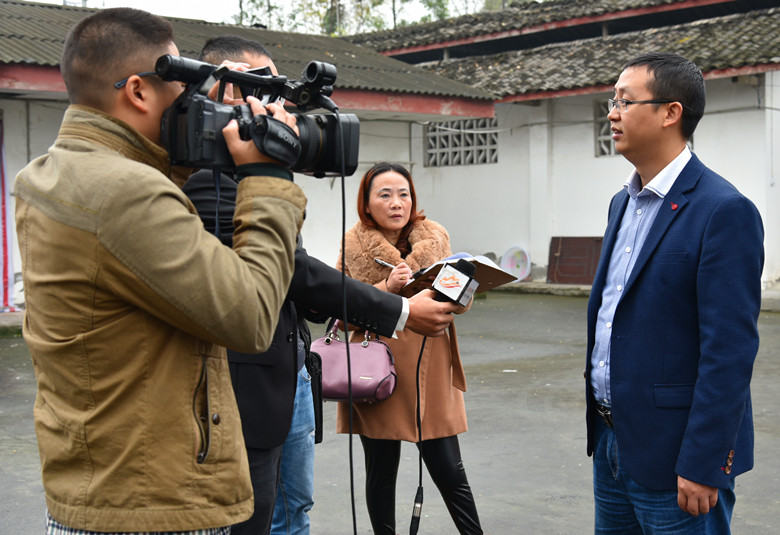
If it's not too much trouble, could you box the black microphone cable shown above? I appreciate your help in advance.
[211,167,222,243]
[410,336,427,535]
[410,259,476,534]
[334,108,359,535]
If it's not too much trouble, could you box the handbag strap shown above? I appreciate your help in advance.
[325,319,373,346]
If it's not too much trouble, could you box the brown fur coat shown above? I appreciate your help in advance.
[337,217,451,284]
[335,218,468,441]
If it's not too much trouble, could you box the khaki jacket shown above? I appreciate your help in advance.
[335,219,468,441]
[14,106,305,531]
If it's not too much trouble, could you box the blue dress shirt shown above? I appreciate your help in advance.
[590,148,692,405]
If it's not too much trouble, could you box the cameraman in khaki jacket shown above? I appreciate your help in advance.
[14,8,305,533]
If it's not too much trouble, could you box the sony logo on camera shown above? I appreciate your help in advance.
[275,126,297,148]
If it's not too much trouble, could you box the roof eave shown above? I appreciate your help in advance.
[497,63,780,103]
[333,88,495,119]
[0,64,494,119]
[0,64,65,94]
[379,0,738,56]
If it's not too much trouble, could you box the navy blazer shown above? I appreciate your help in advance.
[585,154,764,491]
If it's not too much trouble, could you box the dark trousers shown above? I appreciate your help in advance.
[232,444,284,535]
[360,435,483,535]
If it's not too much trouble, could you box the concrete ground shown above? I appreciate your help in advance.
[1,291,778,534]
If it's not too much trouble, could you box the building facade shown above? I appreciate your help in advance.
[2,0,779,292]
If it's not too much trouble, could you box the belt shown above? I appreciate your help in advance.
[594,402,613,429]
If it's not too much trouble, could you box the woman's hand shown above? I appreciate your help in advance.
[414,272,436,292]
[386,262,413,294]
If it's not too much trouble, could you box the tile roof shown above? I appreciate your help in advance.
[345,0,766,52]
[0,0,491,101]
[419,7,780,99]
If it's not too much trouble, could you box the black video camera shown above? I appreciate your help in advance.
[156,54,360,177]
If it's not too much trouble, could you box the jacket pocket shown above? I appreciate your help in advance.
[653,384,695,408]
[192,340,222,464]
[193,354,211,464]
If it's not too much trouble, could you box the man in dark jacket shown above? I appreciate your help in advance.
[186,35,458,535]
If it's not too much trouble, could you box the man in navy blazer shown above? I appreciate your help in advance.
[586,52,764,534]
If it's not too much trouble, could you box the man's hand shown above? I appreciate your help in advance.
[206,59,249,106]
[677,476,718,516]
[405,289,458,337]
[223,97,299,166]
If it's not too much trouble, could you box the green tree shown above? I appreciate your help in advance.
[387,0,412,28]
[238,0,505,34]
[417,0,450,22]
[351,0,389,34]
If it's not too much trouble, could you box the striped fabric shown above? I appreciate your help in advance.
[45,512,232,535]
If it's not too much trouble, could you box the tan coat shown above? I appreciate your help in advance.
[14,106,306,531]
[335,219,468,441]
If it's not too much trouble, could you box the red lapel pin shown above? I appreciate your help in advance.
[671,202,678,210]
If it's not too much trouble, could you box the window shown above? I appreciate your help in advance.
[595,100,616,157]
[424,118,498,167]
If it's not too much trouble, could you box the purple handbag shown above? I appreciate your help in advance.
[310,320,397,403]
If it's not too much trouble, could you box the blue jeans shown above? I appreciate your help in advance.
[592,416,735,534]
[271,367,316,535]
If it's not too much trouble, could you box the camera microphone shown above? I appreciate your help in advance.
[431,258,479,306]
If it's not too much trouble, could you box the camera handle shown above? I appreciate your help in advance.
[239,113,302,169]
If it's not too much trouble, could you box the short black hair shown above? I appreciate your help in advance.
[623,52,705,140]
[61,8,174,108]
[198,35,272,64]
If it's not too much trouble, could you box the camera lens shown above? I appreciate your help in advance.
[293,113,359,178]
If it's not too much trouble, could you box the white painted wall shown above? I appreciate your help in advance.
[762,71,780,285]
[694,75,780,287]
[409,102,535,260]
[2,100,68,175]
[1,99,68,306]
[300,102,539,269]
[3,73,779,289]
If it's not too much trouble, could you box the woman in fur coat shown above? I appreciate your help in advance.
[335,162,482,535]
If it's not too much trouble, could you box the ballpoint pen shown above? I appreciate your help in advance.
[374,258,396,269]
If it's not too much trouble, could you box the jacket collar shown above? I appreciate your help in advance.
[58,105,171,178]
[620,153,705,295]
[592,153,706,305]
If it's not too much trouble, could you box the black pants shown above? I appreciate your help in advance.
[232,444,284,535]
[360,435,483,535]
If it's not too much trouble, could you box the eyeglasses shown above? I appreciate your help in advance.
[607,99,677,113]
[113,71,157,89]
